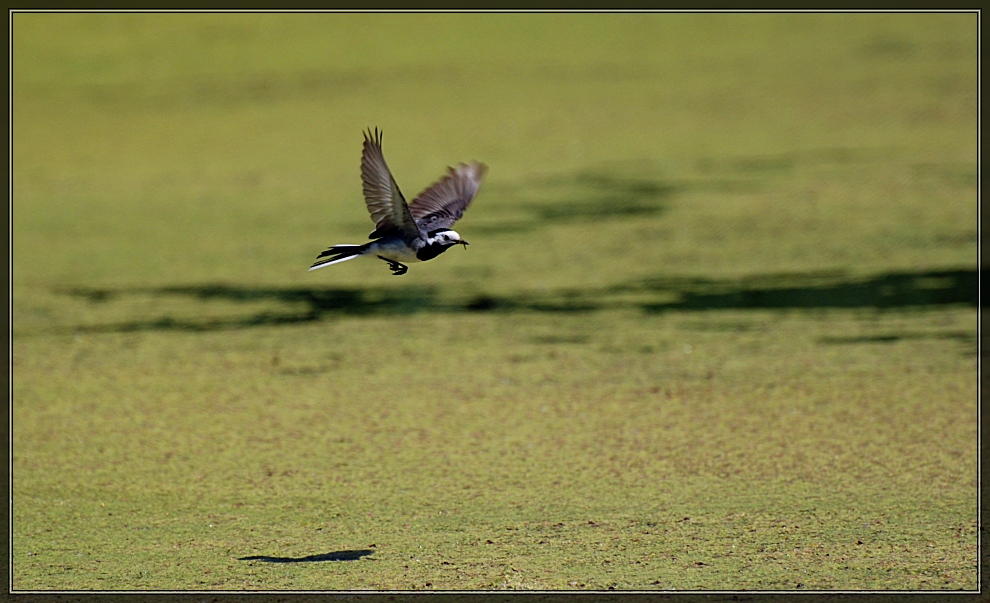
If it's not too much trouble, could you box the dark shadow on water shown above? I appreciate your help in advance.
[819,331,976,345]
[471,150,946,236]
[57,268,976,334]
[238,549,374,563]
[637,269,978,313]
[525,170,680,223]
[62,285,445,332]
[474,168,681,234]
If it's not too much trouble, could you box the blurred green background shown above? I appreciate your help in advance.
[13,13,977,590]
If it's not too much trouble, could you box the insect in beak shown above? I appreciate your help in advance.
[460,240,470,249]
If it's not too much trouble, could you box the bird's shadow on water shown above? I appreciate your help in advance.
[238,549,374,563]
[54,268,977,335]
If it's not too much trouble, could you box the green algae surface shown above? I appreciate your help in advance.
[12,13,977,591]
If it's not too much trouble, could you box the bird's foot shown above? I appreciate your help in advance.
[377,256,408,276]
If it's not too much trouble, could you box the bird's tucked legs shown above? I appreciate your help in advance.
[377,256,408,276]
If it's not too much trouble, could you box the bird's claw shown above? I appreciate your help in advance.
[378,256,408,276]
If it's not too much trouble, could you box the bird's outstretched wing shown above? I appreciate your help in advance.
[408,162,487,232]
[361,128,422,240]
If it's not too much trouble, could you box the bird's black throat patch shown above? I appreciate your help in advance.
[416,242,454,262]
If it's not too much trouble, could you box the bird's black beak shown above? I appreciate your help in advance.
[460,240,469,248]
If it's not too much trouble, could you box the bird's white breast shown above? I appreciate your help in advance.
[367,238,422,263]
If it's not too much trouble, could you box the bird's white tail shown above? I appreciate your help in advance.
[309,244,366,271]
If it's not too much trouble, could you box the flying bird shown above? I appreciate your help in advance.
[309,128,487,276]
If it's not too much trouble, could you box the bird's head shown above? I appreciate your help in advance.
[430,229,469,249]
